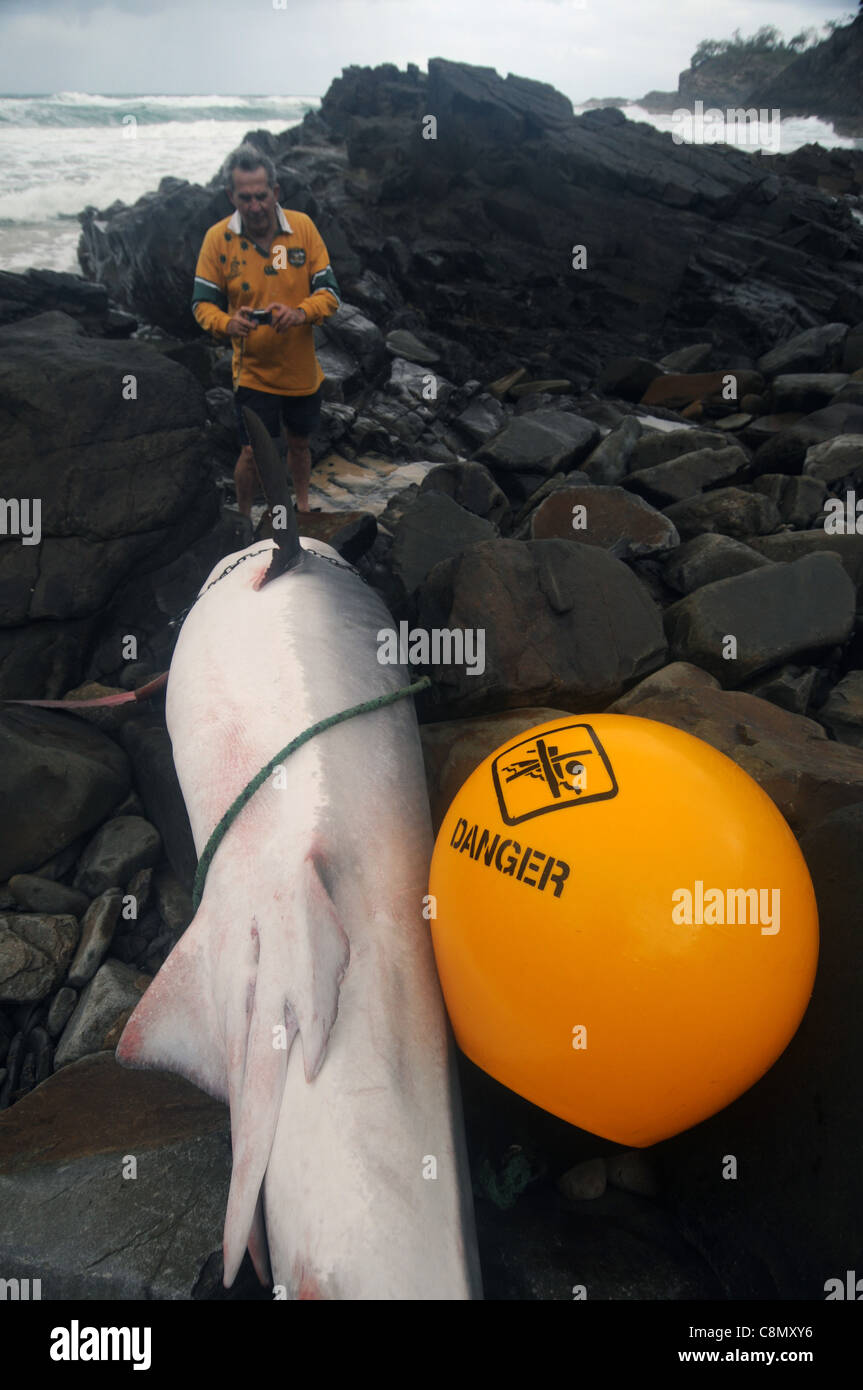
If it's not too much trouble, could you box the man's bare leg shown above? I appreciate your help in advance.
[234,443,259,517]
[286,430,311,512]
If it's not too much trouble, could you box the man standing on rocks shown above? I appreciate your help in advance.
[191,144,341,515]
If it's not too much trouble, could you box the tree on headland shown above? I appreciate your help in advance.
[690,16,856,69]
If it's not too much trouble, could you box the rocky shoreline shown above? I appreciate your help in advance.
[1,56,863,1299]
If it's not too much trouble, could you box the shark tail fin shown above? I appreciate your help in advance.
[116,852,349,1289]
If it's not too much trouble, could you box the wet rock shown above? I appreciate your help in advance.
[321,301,387,376]
[771,373,849,412]
[659,343,713,372]
[419,460,510,527]
[597,357,663,400]
[385,328,439,364]
[641,369,763,411]
[757,322,848,376]
[0,709,130,880]
[581,415,642,486]
[607,1150,659,1198]
[415,538,666,717]
[664,552,854,685]
[54,959,151,1069]
[386,355,455,409]
[453,393,507,447]
[626,444,748,506]
[476,411,600,500]
[66,890,123,988]
[530,486,679,560]
[662,534,771,596]
[124,866,153,925]
[557,1157,607,1201]
[663,487,780,540]
[818,670,863,747]
[748,664,818,716]
[7,875,89,918]
[420,705,574,832]
[747,530,863,591]
[46,987,77,1040]
[152,865,193,944]
[752,473,827,528]
[0,1052,258,1299]
[391,491,496,594]
[802,433,863,484]
[119,718,197,894]
[73,815,162,897]
[0,915,78,1003]
[628,426,730,472]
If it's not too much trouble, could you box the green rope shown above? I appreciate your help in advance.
[192,675,431,910]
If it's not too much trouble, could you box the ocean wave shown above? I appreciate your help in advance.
[0,92,319,128]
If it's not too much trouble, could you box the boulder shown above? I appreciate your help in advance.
[415,538,666,716]
[581,416,642,486]
[0,915,78,1003]
[770,373,849,412]
[662,534,771,596]
[802,434,863,484]
[66,891,124,988]
[626,444,748,506]
[391,491,497,593]
[664,552,855,684]
[663,487,781,540]
[0,1052,259,1299]
[640,370,763,411]
[818,671,863,747]
[746,530,863,592]
[476,412,601,499]
[454,393,507,446]
[54,959,150,1069]
[0,315,214,631]
[7,876,89,918]
[752,473,827,528]
[628,427,730,472]
[73,816,162,898]
[419,460,510,527]
[530,485,679,560]
[0,709,130,880]
[597,357,663,400]
[757,323,849,376]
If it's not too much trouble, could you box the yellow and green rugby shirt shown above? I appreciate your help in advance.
[191,205,341,394]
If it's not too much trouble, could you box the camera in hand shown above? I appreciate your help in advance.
[248,308,272,325]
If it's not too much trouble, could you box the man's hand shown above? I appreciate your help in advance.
[267,303,307,332]
[226,308,257,338]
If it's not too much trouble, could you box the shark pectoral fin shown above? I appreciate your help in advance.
[115,905,229,1103]
[222,856,350,1287]
[287,853,351,1082]
[246,1195,272,1287]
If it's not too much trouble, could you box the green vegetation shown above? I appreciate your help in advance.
[691,16,856,70]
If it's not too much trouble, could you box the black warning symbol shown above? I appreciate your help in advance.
[492,723,618,826]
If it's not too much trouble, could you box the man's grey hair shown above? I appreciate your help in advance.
[222,144,277,190]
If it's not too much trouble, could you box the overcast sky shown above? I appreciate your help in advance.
[0,0,854,102]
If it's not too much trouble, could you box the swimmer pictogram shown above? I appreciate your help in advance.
[492,723,619,825]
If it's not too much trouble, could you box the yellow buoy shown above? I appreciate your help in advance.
[428,714,818,1146]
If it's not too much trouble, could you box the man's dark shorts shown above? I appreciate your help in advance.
[235,384,323,445]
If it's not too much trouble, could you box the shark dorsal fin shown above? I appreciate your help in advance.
[241,405,303,580]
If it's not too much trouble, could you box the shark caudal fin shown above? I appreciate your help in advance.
[115,853,350,1289]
